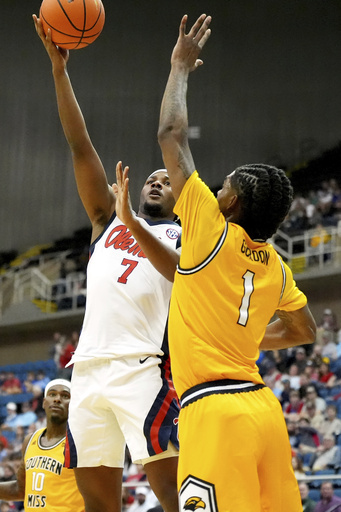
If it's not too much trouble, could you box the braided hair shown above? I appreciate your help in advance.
[230,163,293,240]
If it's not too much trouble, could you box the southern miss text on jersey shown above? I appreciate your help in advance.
[24,428,84,511]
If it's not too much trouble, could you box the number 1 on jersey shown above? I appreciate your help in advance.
[238,270,255,327]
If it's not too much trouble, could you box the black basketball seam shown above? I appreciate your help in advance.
[76,0,86,49]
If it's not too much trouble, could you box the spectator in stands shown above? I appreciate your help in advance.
[58,332,79,379]
[51,332,67,372]
[303,361,319,383]
[298,481,316,512]
[14,403,37,430]
[294,346,308,374]
[0,464,15,483]
[311,435,340,471]
[21,372,35,395]
[286,418,300,451]
[10,427,25,456]
[319,405,341,441]
[0,439,9,463]
[122,487,135,512]
[314,481,341,512]
[262,361,282,391]
[319,308,339,334]
[284,389,304,418]
[30,371,49,397]
[321,330,338,361]
[318,358,337,388]
[317,181,334,217]
[1,374,22,396]
[0,374,6,391]
[1,404,18,431]
[129,487,159,512]
[301,384,327,415]
[278,377,292,408]
[292,455,306,480]
[310,344,324,371]
[282,363,302,390]
[0,501,16,512]
[302,401,324,433]
[309,223,332,263]
[296,417,320,461]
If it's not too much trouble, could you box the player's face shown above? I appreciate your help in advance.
[139,171,175,218]
[43,385,70,423]
[216,172,238,218]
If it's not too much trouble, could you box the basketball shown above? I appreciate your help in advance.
[39,0,105,50]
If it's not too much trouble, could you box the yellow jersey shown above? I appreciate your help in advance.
[24,428,84,511]
[170,171,307,398]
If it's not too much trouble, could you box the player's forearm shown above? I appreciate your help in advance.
[52,67,92,153]
[158,65,189,139]
[0,481,24,501]
[260,307,316,350]
[126,217,179,282]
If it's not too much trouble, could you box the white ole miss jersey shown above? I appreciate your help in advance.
[69,213,181,362]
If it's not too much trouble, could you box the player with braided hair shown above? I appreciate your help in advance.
[230,163,293,241]
[157,14,317,512]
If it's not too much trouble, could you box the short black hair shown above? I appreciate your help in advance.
[230,163,293,240]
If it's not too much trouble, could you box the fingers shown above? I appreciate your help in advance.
[179,14,188,37]
[188,14,210,39]
[192,15,211,46]
[198,26,211,50]
[116,161,123,187]
[115,162,129,189]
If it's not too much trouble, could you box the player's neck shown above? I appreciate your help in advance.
[137,211,174,222]
[41,423,67,447]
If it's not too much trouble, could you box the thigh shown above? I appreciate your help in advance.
[109,357,179,463]
[178,388,301,512]
[144,456,178,512]
[66,360,126,468]
[74,466,123,512]
[257,388,302,512]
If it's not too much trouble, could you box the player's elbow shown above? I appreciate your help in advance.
[158,123,186,148]
[299,316,317,346]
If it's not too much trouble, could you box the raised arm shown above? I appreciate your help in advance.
[0,433,31,501]
[33,15,115,241]
[158,14,211,201]
[260,305,316,351]
[112,162,180,282]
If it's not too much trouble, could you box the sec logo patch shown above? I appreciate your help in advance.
[166,228,180,240]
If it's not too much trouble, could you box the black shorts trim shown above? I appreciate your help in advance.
[180,379,265,408]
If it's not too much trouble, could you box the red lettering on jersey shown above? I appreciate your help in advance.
[105,225,146,258]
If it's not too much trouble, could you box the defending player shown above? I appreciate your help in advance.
[0,379,84,511]
[157,14,317,512]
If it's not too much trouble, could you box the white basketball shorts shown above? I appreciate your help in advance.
[64,356,179,468]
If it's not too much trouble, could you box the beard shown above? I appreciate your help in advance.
[142,200,164,218]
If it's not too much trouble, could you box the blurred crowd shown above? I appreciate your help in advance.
[259,307,341,477]
[282,178,341,235]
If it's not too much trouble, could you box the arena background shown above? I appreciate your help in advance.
[0,0,340,361]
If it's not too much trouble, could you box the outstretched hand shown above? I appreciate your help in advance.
[171,14,211,72]
[112,162,135,227]
[32,14,69,68]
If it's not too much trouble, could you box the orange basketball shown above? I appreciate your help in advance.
[39,0,105,50]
